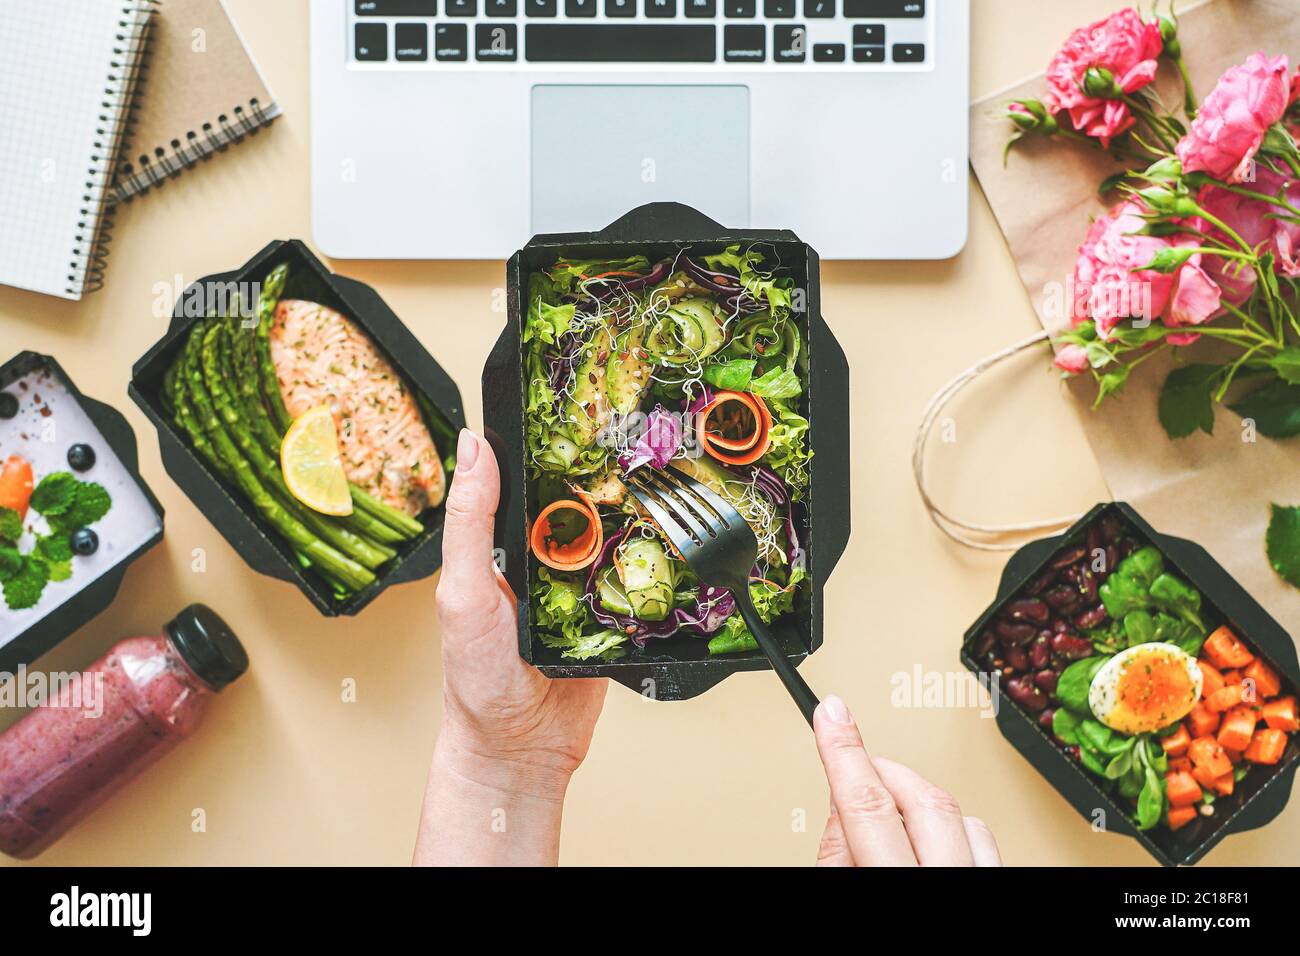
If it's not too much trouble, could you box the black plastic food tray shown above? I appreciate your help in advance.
[0,352,165,672]
[483,202,851,701]
[962,502,1299,866]
[129,240,465,615]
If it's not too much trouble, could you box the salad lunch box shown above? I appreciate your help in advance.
[0,352,165,672]
[129,240,465,616]
[962,502,1299,867]
[483,202,852,701]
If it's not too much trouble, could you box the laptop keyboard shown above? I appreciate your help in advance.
[350,0,933,67]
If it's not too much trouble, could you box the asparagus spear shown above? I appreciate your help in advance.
[181,320,376,593]
[256,264,292,432]
[201,322,396,571]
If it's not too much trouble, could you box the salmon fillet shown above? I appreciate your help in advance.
[270,299,445,516]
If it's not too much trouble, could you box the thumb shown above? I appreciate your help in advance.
[438,429,501,599]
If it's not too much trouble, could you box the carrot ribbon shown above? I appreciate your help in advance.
[530,492,604,571]
[695,391,773,466]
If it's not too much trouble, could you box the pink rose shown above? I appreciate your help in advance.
[1054,344,1090,374]
[1195,167,1300,303]
[1044,9,1163,148]
[1071,200,1222,343]
[1176,53,1291,183]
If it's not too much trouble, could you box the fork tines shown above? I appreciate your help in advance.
[625,465,745,553]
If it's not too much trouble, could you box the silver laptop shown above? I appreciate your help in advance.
[310,0,968,259]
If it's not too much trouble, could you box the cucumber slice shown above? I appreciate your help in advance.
[618,535,674,622]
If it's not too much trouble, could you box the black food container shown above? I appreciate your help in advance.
[483,203,851,701]
[0,352,165,672]
[129,240,464,615]
[962,502,1299,866]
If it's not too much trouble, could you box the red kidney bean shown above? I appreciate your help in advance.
[1004,598,1050,625]
[1005,675,1048,713]
[1118,538,1138,559]
[1074,566,1099,603]
[1038,707,1057,731]
[1100,514,1123,543]
[1074,604,1109,630]
[995,620,1037,645]
[1065,745,1081,760]
[1023,569,1057,596]
[1050,544,1088,569]
[1043,584,1078,610]
[1005,645,1030,672]
[1104,545,1118,576]
[972,630,996,658]
[1034,670,1059,695]
[1029,634,1051,669]
[1051,632,1093,660]
[1086,525,1102,555]
[1051,618,1071,635]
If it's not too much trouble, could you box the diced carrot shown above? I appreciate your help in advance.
[1168,805,1198,831]
[1244,728,1288,766]
[1244,659,1283,699]
[1203,626,1255,669]
[1160,724,1192,757]
[1188,704,1220,739]
[1225,746,1244,764]
[1166,770,1203,807]
[1190,763,1219,790]
[1188,736,1233,778]
[1197,661,1225,699]
[1218,706,1258,752]
[1221,669,1243,687]
[1169,756,1192,773]
[1261,697,1300,733]
[1207,684,1245,713]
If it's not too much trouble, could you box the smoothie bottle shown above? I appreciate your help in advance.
[0,604,248,859]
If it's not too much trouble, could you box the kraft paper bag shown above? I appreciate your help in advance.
[969,0,1300,632]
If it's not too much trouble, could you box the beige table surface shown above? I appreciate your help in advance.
[2,0,1294,867]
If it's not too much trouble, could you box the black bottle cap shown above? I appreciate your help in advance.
[164,604,249,692]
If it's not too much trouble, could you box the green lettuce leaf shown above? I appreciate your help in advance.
[532,568,591,644]
[702,359,757,392]
[763,401,812,500]
[749,367,802,400]
[539,628,627,661]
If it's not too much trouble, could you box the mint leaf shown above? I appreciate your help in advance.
[62,482,112,527]
[1270,347,1300,385]
[0,546,21,580]
[36,533,72,564]
[1267,503,1300,589]
[1228,377,1300,438]
[29,472,77,516]
[1158,364,1219,438]
[0,507,21,545]
[702,359,756,392]
[3,555,49,610]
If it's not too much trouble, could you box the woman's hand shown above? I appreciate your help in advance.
[414,429,607,866]
[812,695,1001,867]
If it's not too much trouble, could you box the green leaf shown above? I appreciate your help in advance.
[748,367,801,400]
[702,359,757,392]
[0,506,21,546]
[1052,707,1082,745]
[0,545,21,580]
[28,472,77,516]
[708,614,760,655]
[35,534,73,582]
[1228,377,1300,438]
[1057,656,1109,714]
[1158,364,1219,438]
[1094,365,1131,406]
[1266,503,1300,589]
[538,627,626,661]
[62,482,112,528]
[2,555,49,610]
[1271,347,1300,385]
[1136,766,1164,831]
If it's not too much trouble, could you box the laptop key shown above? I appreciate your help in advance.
[605,0,636,14]
[852,44,884,61]
[852,24,883,44]
[725,0,755,16]
[525,24,716,61]
[803,0,833,17]
[445,0,477,14]
[527,0,557,14]
[355,0,436,14]
[843,0,923,16]
[476,23,518,59]
[764,0,794,15]
[394,23,429,60]
[645,0,676,17]
[813,42,844,61]
[892,42,924,62]
[773,24,806,61]
[723,24,764,61]
[684,0,716,15]
[434,23,468,59]
[486,0,517,12]
[568,0,597,14]
[355,23,388,60]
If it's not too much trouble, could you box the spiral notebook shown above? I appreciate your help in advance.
[0,0,153,300]
[111,0,280,203]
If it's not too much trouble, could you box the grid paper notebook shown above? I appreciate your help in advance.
[0,0,153,301]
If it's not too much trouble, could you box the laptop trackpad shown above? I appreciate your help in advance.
[530,85,750,234]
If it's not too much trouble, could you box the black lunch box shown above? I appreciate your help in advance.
[961,502,1299,866]
[483,203,852,701]
[129,240,465,616]
[0,352,165,672]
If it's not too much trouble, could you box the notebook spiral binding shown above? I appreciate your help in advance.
[67,0,154,297]
[112,97,276,204]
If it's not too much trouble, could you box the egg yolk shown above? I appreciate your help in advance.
[1110,649,1198,734]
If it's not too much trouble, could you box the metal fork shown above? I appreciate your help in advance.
[626,464,820,727]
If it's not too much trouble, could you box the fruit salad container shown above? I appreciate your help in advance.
[129,240,465,616]
[482,202,852,702]
[0,352,165,672]
[961,502,1299,867]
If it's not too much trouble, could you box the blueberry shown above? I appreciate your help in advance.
[0,393,16,419]
[70,528,99,556]
[67,443,96,472]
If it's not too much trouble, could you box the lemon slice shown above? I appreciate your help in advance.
[281,405,352,516]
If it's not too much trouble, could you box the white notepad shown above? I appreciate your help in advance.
[0,0,153,300]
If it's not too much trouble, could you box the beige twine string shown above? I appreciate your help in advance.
[912,329,1087,551]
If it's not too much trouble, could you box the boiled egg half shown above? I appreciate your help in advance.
[1088,642,1203,735]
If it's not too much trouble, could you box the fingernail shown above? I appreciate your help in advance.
[822,695,851,724]
[456,429,479,473]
